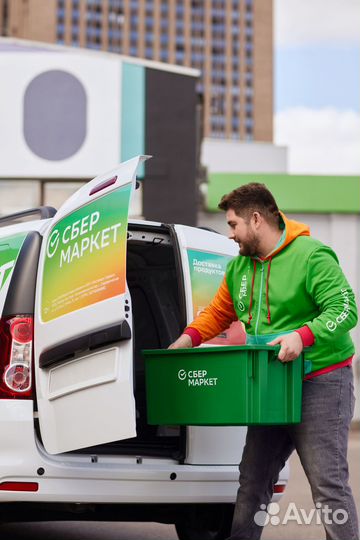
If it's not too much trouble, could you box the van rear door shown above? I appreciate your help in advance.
[35,156,147,454]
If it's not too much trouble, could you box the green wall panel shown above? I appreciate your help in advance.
[121,62,145,178]
[207,173,360,214]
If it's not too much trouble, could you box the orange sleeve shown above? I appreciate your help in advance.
[185,277,238,343]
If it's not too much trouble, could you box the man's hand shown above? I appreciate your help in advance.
[267,332,303,362]
[168,334,193,349]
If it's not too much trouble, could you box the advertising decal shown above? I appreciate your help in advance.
[187,249,245,345]
[41,184,132,322]
[0,233,27,314]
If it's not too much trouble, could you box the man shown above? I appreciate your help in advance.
[170,183,359,540]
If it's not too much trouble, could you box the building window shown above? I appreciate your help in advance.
[233,96,240,110]
[160,50,168,61]
[175,51,185,62]
[109,43,121,53]
[72,11,80,24]
[87,42,101,50]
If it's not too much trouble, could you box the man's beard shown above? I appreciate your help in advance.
[238,232,260,257]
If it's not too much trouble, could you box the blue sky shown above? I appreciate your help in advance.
[274,0,360,174]
[276,45,360,112]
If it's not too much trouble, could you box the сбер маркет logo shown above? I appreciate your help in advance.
[46,211,122,268]
[177,369,218,387]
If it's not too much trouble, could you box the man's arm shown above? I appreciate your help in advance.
[269,246,358,362]
[169,277,238,349]
[305,246,358,340]
[168,333,193,349]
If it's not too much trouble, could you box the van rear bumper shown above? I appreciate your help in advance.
[0,400,288,504]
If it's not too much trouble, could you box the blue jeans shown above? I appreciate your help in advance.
[229,366,359,540]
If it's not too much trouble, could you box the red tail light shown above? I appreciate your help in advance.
[10,318,33,344]
[0,316,34,399]
[274,483,286,493]
[0,482,38,492]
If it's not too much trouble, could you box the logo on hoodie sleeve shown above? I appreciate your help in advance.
[237,274,247,311]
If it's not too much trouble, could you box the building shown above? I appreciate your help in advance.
[0,37,200,225]
[0,0,273,142]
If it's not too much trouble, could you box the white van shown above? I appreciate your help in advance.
[0,156,288,539]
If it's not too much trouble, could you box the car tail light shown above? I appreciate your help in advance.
[0,482,39,492]
[273,483,286,493]
[0,316,34,399]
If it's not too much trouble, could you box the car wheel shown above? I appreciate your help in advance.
[175,504,234,540]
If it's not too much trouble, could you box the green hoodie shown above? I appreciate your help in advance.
[225,214,357,373]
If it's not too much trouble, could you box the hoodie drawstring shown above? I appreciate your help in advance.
[247,260,257,326]
[266,257,272,324]
[247,257,272,326]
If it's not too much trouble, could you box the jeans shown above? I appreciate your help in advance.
[229,366,359,540]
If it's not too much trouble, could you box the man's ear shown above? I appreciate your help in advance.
[252,211,263,228]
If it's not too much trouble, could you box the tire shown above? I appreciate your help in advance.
[175,504,234,540]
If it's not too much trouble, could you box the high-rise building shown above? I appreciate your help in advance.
[0,0,273,141]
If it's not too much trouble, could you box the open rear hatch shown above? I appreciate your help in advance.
[34,157,146,455]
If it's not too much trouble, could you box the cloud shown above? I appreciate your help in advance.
[275,0,360,47]
[275,107,360,174]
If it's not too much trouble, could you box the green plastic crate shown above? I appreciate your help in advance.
[143,346,304,425]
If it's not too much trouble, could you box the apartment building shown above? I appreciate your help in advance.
[0,0,273,141]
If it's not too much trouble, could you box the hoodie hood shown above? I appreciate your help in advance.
[266,212,310,259]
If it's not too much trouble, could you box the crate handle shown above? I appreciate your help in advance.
[270,346,281,362]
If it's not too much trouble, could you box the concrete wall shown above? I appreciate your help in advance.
[201,138,287,174]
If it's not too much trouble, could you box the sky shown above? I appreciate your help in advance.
[274,0,360,174]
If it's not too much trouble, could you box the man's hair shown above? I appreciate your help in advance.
[218,182,280,227]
